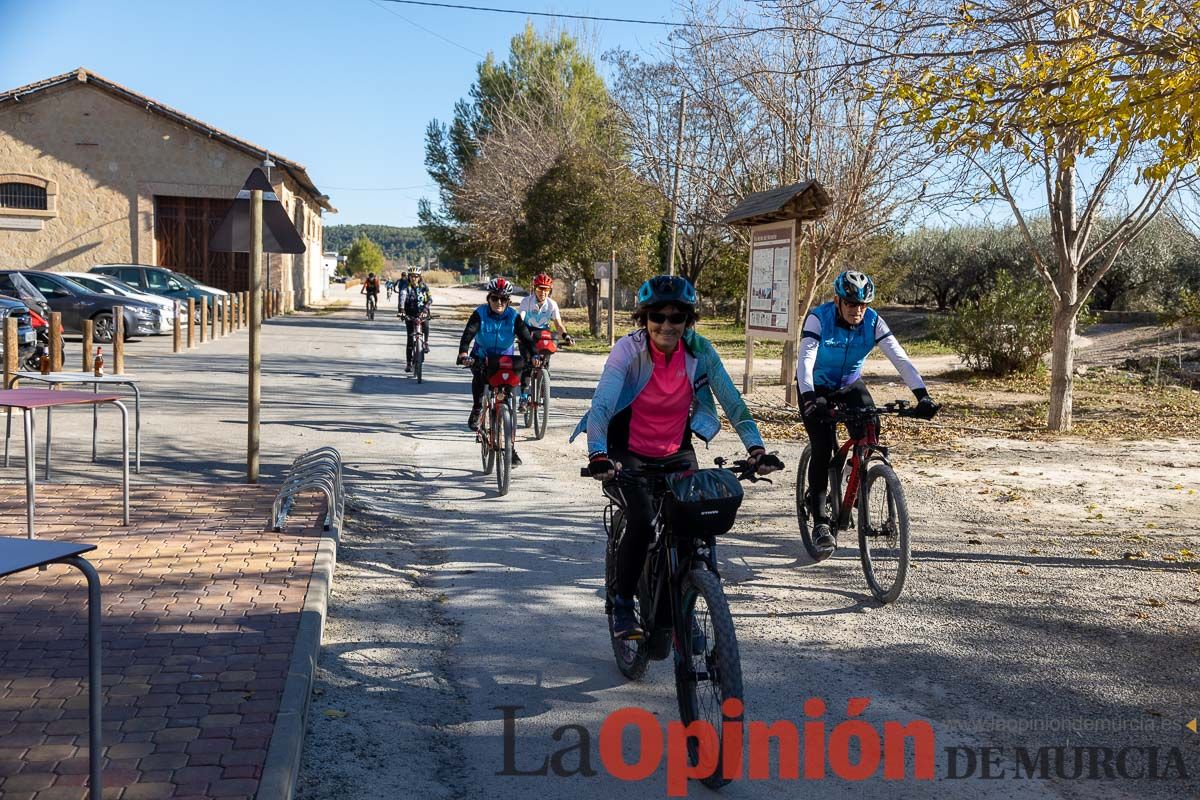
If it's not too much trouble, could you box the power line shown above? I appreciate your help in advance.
[375,0,722,28]
[322,183,437,191]
[367,0,485,57]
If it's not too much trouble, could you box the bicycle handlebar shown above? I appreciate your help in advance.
[578,454,783,484]
[828,399,940,421]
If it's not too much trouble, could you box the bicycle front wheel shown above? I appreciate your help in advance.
[675,568,743,790]
[794,445,825,560]
[606,509,649,680]
[532,369,550,440]
[496,399,513,496]
[858,462,911,604]
[480,394,495,474]
[414,340,424,384]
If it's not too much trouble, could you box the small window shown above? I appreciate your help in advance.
[0,183,48,211]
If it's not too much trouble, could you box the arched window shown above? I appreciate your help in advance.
[0,182,48,211]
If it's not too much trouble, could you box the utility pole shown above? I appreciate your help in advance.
[666,91,686,277]
[248,190,263,484]
[608,250,616,347]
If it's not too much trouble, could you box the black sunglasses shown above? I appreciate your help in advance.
[648,310,688,325]
[487,295,510,304]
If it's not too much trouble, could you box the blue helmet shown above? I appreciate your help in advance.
[636,275,697,309]
[834,270,875,304]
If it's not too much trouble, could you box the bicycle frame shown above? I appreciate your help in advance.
[832,418,890,531]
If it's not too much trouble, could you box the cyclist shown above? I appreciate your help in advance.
[399,268,433,372]
[457,277,539,467]
[795,269,938,561]
[573,275,783,640]
[360,272,381,314]
[517,272,574,411]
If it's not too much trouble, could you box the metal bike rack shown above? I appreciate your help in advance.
[270,447,344,532]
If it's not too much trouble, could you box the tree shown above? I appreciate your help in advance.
[878,0,1198,429]
[345,236,385,277]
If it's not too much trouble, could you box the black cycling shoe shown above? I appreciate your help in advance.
[405,363,412,373]
[813,522,837,560]
[467,409,481,431]
[511,451,522,467]
[611,596,644,640]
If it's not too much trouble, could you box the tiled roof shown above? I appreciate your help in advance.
[0,68,335,212]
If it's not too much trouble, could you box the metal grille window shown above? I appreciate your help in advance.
[0,183,48,211]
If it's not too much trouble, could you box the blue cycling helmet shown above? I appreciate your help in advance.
[834,270,876,304]
[636,275,697,309]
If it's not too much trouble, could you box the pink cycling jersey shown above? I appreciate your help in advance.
[628,339,693,458]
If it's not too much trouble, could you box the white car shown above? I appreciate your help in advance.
[62,272,177,334]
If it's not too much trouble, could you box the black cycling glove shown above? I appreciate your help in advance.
[802,395,831,421]
[588,454,615,478]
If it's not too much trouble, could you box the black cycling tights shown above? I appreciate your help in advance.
[802,379,874,523]
[607,446,698,599]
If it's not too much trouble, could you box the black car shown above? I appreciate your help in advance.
[0,295,39,367]
[0,271,162,342]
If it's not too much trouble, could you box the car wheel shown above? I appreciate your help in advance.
[92,311,115,343]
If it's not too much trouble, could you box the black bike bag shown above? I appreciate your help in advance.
[665,468,744,536]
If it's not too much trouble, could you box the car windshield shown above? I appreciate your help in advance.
[169,272,201,288]
[79,276,134,297]
[52,275,94,295]
[1,272,49,305]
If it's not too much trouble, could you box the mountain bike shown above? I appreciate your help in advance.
[464,355,526,496]
[794,400,935,604]
[522,329,571,439]
[365,293,377,320]
[584,455,779,789]
[406,312,432,384]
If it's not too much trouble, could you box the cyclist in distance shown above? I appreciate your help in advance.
[573,275,783,640]
[795,269,938,561]
[361,272,380,306]
[457,277,539,466]
[399,267,433,373]
[517,272,574,411]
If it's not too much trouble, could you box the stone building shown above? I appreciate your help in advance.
[0,68,335,304]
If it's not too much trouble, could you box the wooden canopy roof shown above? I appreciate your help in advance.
[721,180,830,226]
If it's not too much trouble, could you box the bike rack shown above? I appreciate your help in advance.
[270,447,344,532]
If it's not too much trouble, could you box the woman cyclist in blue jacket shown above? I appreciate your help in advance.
[795,270,938,560]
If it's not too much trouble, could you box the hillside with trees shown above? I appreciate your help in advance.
[324,225,435,263]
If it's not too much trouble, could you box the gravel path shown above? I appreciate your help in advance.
[297,290,1200,799]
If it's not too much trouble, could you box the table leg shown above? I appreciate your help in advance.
[63,556,103,800]
[92,382,98,463]
[44,406,52,482]
[4,406,10,468]
[131,383,141,474]
[114,400,129,525]
[24,409,35,539]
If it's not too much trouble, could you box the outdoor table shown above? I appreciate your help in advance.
[0,536,103,800]
[0,389,129,538]
[5,371,142,476]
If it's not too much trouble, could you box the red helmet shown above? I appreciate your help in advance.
[532,273,553,289]
[486,277,514,298]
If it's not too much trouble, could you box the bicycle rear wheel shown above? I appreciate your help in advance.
[675,568,743,790]
[606,509,650,680]
[496,398,513,496]
[858,462,911,603]
[480,393,495,474]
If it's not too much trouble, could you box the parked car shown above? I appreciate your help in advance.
[90,265,228,311]
[0,295,40,368]
[0,271,162,342]
[62,272,176,334]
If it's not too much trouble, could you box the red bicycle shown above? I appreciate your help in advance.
[795,400,933,603]
[522,328,570,440]
[463,354,525,496]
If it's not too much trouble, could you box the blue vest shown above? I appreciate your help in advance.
[810,301,879,389]
[472,304,517,356]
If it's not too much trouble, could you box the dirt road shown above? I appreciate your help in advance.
[297,289,1200,799]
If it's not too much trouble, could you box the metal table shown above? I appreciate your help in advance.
[0,389,129,538]
[5,371,142,476]
[0,536,103,800]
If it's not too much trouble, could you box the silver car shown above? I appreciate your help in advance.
[62,272,176,334]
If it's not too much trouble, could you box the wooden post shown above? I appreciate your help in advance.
[743,335,755,395]
[248,190,263,484]
[221,298,228,336]
[230,295,237,331]
[209,297,217,340]
[173,301,182,353]
[49,312,63,373]
[607,251,616,348]
[113,308,124,374]
[241,292,248,327]
[199,298,208,344]
[187,298,196,348]
[4,318,18,388]
[82,319,94,372]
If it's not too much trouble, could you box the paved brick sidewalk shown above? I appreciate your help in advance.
[0,484,325,800]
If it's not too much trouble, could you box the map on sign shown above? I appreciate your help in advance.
[747,223,794,337]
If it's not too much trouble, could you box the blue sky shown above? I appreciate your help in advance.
[0,0,680,226]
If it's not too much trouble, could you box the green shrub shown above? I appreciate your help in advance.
[1161,289,1200,332]
[932,272,1052,375]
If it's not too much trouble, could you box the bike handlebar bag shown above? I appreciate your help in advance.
[485,354,525,387]
[534,328,558,354]
[665,468,744,536]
